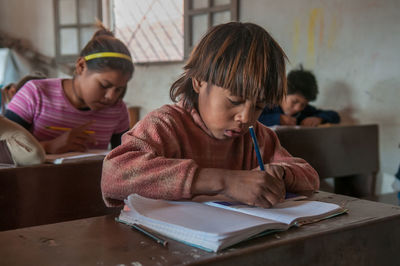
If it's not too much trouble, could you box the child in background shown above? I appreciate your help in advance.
[5,24,134,154]
[392,163,400,205]
[1,83,15,115]
[258,66,340,127]
[101,22,319,208]
[1,73,47,115]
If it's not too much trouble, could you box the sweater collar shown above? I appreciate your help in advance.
[177,101,214,137]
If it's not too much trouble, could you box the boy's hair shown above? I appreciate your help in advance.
[80,23,134,77]
[170,22,287,108]
[287,65,318,101]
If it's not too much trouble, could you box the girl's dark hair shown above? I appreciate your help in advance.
[287,65,318,101]
[170,22,287,109]
[80,23,134,77]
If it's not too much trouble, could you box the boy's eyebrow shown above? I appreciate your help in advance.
[99,79,112,85]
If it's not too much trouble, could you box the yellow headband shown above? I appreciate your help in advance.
[84,52,132,62]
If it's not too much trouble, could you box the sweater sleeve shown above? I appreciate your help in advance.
[101,109,198,207]
[258,124,320,193]
[258,107,282,126]
[299,104,341,124]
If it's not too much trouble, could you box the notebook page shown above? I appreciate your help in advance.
[45,149,109,164]
[205,200,342,225]
[126,194,286,237]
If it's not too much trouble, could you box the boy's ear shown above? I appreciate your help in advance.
[75,57,87,75]
[192,78,203,93]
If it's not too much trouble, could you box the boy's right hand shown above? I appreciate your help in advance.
[223,169,286,208]
[280,114,297,125]
[41,122,97,154]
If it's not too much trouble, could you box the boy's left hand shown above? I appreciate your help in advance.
[300,117,322,127]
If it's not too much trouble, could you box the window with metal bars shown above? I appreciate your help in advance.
[113,0,184,63]
[112,0,238,64]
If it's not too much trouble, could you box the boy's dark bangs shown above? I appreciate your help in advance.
[206,41,268,103]
[210,64,266,103]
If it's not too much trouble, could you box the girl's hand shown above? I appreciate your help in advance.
[280,114,297,125]
[41,122,97,154]
[300,117,323,127]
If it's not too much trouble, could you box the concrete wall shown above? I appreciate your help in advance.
[239,0,400,193]
[0,0,399,193]
[0,0,55,57]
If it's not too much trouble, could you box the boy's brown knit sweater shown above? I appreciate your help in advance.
[101,103,319,207]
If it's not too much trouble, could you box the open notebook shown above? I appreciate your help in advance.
[45,149,109,164]
[117,194,347,252]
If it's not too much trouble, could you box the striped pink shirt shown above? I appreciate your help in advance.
[7,78,129,149]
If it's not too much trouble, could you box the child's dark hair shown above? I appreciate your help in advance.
[2,83,15,92]
[80,24,134,77]
[170,22,287,109]
[15,72,47,90]
[287,65,318,101]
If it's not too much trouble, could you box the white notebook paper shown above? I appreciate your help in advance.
[45,149,109,164]
[117,194,346,252]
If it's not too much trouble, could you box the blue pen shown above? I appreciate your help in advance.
[249,126,265,171]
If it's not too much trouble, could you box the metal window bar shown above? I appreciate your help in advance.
[113,0,183,63]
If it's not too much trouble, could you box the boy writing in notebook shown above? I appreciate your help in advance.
[101,22,319,208]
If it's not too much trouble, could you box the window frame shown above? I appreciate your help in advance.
[53,0,103,63]
[184,0,238,58]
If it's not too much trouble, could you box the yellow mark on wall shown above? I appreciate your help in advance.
[307,8,323,67]
[292,19,300,61]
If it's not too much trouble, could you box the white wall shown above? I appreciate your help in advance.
[239,0,400,193]
[0,0,399,194]
[0,0,55,57]
[124,63,182,116]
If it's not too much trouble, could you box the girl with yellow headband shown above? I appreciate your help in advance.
[5,25,134,154]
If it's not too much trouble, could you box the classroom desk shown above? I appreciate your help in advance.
[1,191,399,266]
[0,160,116,231]
[275,124,379,196]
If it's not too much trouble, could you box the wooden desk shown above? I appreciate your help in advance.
[1,192,399,266]
[275,124,379,196]
[0,161,117,231]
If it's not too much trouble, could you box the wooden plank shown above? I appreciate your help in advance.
[0,161,117,231]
